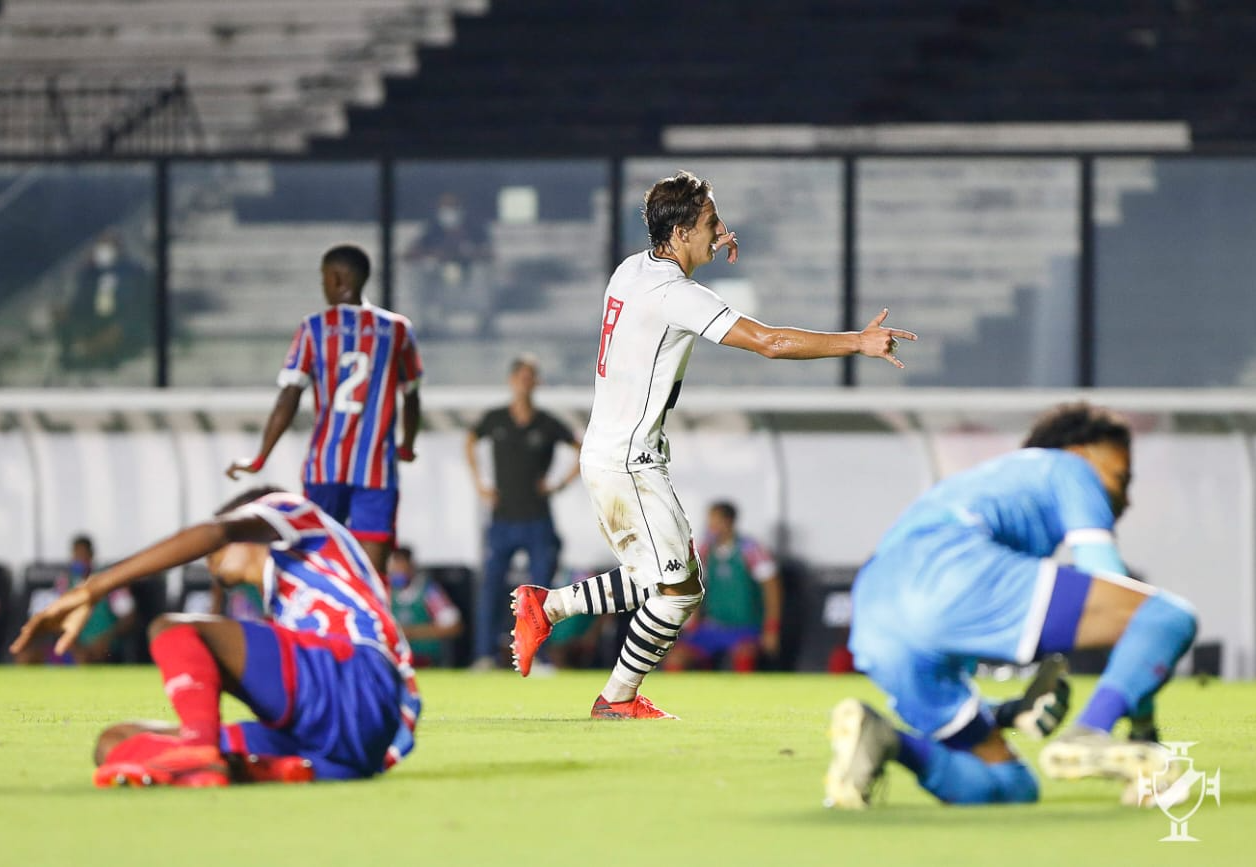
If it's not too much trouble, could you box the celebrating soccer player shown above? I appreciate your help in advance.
[509,170,917,719]
[823,402,1197,808]
[10,487,421,787]
[227,245,422,576]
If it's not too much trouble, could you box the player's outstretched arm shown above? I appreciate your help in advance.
[9,515,280,656]
[10,522,228,656]
[226,385,303,478]
[719,308,917,367]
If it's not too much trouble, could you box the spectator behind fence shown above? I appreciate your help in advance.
[402,191,491,337]
[15,534,136,665]
[388,545,463,668]
[55,232,151,374]
[464,355,582,669]
[665,502,782,673]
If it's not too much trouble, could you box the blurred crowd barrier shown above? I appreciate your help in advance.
[0,387,1252,676]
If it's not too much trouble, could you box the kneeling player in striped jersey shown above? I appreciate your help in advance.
[10,487,421,787]
[826,403,1197,808]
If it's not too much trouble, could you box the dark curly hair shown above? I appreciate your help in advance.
[643,170,712,249]
[216,485,286,515]
[322,244,371,291]
[1022,402,1130,450]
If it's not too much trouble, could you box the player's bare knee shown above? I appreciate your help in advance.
[147,612,180,642]
[94,724,130,766]
[147,612,211,643]
[970,730,1017,765]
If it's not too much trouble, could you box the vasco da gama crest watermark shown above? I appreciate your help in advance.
[1136,742,1221,842]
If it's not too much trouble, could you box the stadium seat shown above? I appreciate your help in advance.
[790,564,860,673]
[420,565,474,667]
[17,563,73,625]
[10,563,72,663]
[177,563,217,616]
[1193,641,1222,677]
[0,564,13,663]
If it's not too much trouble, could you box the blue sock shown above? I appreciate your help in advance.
[895,732,1039,804]
[1076,592,1197,732]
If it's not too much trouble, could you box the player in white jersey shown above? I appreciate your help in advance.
[509,170,917,719]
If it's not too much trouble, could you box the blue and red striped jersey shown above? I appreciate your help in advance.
[279,303,422,490]
[233,491,420,767]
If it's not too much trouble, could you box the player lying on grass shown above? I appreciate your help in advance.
[824,402,1197,809]
[10,487,421,787]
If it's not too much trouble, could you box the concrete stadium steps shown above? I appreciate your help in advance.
[315,0,1250,154]
[170,225,366,332]
[0,0,488,152]
[852,158,1151,373]
[318,0,944,154]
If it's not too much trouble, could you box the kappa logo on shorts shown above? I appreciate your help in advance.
[631,452,654,465]
[663,559,685,572]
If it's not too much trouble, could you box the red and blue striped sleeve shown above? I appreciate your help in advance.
[278,319,314,389]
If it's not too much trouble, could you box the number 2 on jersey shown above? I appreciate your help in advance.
[596,296,623,377]
[333,350,369,415]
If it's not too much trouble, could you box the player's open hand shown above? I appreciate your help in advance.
[858,308,917,369]
[713,221,738,264]
[10,584,93,657]
[225,457,264,480]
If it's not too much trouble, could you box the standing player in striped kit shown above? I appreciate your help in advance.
[228,245,422,576]
[510,170,918,718]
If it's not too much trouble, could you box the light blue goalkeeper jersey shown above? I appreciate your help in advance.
[876,448,1115,562]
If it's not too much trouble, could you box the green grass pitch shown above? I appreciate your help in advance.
[1,667,1252,867]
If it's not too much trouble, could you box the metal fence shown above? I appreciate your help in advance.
[0,75,203,156]
[1,151,1254,389]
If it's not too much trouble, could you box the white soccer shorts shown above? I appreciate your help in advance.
[581,463,700,590]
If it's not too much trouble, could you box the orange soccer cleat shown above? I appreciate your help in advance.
[231,753,316,784]
[510,585,552,677]
[94,744,230,788]
[590,694,678,720]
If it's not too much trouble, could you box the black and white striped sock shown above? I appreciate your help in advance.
[603,592,702,702]
[543,567,650,622]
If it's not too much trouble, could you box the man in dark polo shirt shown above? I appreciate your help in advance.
[465,355,582,669]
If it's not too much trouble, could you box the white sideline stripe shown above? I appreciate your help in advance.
[1016,560,1059,665]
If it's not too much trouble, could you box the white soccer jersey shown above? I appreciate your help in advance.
[581,250,742,471]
